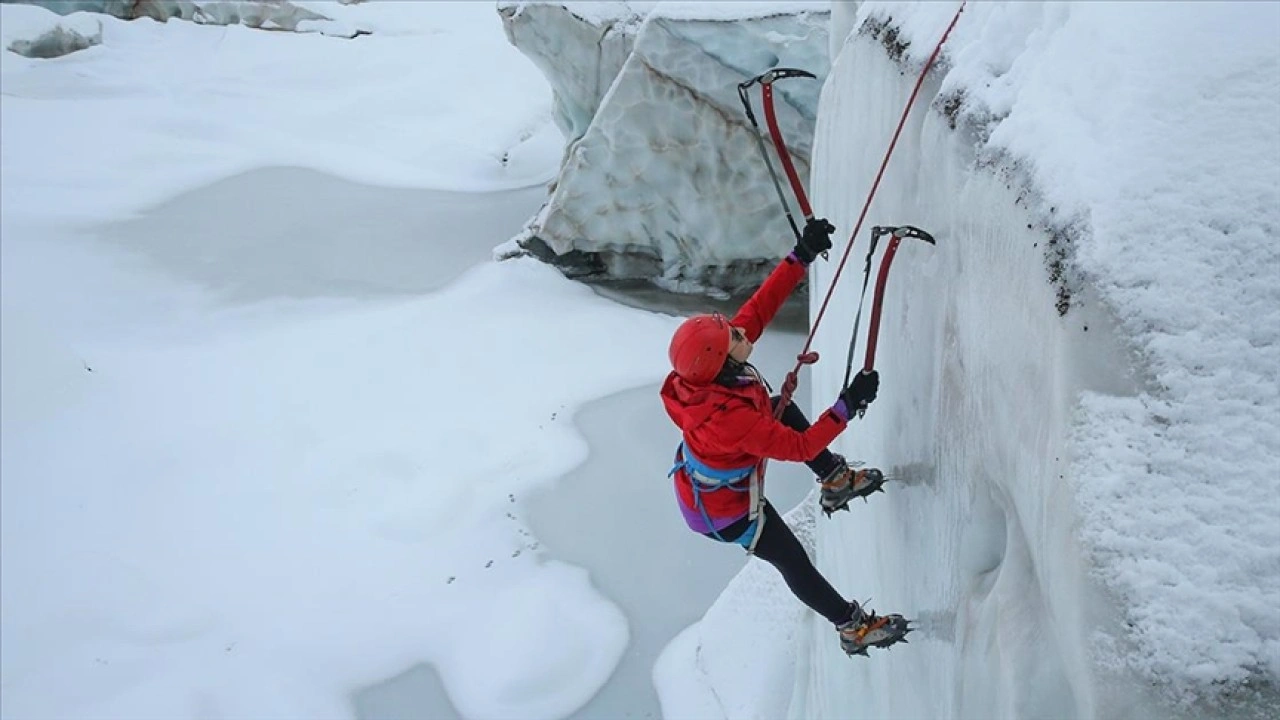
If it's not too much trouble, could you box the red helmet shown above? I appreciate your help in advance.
[669,313,731,385]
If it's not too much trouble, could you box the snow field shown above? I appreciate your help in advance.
[0,3,681,718]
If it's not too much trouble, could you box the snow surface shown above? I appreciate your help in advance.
[501,1,832,292]
[0,3,671,718]
[0,2,560,222]
[11,0,355,36]
[5,1,1278,719]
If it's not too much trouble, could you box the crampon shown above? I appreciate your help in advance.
[819,465,887,516]
[838,608,913,657]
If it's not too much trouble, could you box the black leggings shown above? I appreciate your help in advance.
[702,399,853,626]
[712,502,852,625]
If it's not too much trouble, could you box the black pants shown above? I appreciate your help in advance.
[712,501,852,625]
[703,399,853,626]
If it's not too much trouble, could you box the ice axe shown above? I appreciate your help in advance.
[843,225,936,417]
[737,67,818,244]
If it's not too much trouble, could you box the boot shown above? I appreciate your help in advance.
[837,601,912,657]
[819,457,886,515]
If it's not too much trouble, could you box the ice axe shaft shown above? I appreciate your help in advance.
[737,67,818,242]
[862,225,936,373]
[759,74,814,220]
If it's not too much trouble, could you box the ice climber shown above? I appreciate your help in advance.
[659,218,911,656]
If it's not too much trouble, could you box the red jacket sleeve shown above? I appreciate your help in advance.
[730,256,806,342]
[710,402,848,463]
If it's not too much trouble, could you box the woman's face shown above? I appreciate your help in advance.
[728,325,753,362]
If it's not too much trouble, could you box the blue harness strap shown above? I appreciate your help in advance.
[669,442,758,545]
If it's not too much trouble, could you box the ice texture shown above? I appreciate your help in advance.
[500,1,831,294]
[499,2,644,141]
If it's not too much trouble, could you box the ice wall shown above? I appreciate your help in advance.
[796,31,1138,718]
[793,3,1278,719]
[654,3,1276,718]
[499,1,831,295]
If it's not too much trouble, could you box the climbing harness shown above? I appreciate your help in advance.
[736,2,966,417]
[669,443,766,553]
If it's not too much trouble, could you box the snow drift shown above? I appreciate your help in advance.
[9,0,367,38]
[1,4,102,58]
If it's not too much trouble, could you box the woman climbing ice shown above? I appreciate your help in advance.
[659,217,911,656]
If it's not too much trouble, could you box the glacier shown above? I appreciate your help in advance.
[500,1,832,295]
[640,2,1278,719]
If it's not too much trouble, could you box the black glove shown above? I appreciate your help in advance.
[792,217,835,265]
[839,370,879,414]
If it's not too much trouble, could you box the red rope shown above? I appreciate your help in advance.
[775,2,966,416]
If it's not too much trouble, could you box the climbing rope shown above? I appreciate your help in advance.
[738,2,966,418]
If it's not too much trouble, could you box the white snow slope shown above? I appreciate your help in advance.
[1,3,677,719]
[661,3,1278,719]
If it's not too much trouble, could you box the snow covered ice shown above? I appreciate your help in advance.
[2,1,1278,720]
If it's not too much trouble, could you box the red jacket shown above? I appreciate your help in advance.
[660,256,848,529]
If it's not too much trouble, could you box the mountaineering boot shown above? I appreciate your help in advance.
[818,456,887,515]
[837,601,912,657]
